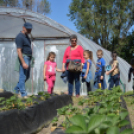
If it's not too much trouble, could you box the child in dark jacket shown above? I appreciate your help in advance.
[128,58,134,92]
[128,58,134,83]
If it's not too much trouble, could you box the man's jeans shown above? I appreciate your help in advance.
[14,56,31,97]
[68,71,81,96]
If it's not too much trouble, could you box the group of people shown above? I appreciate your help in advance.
[14,22,134,98]
[43,34,120,96]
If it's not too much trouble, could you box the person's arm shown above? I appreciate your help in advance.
[17,49,28,69]
[62,63,66,72]
[62,47,68,72]
[106,61,118,75]
[43,64,47,81]
[100,59,106,80]
[56,67,63,72]
[84,62,90,79]
[79,46,84,70]
[15,36,28,69]
[128,68,132,82]
[106,65,116,75]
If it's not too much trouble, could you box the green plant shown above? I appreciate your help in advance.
[38,91,51,100]
[51,117,58,126]
[54,86,133,134]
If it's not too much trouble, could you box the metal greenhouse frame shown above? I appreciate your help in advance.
[0,7,132,95]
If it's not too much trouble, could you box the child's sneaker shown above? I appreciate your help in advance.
[23,96,28,99]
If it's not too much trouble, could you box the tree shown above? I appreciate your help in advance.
[119,31,134,63]
[0,0,20,7]
[0,0,51,14]
[68,0,134,50]
[37,0,50,14]
[22,0,51,14]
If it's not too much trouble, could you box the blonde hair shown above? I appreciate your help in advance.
[97,49,103,55]
[84,50,93,60]
[46,52,56,61]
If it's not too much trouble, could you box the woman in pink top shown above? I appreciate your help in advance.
[62,34,84,97]
[44,52,62,94]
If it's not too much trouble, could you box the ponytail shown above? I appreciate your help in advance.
[84,50,93,60]
[89,51,93,60]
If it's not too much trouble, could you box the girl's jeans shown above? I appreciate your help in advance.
[68,71,81,96]
[46,75,56,94]
[14,56,31,97]
[109,74,120,90]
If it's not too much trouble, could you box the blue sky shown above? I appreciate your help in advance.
[46,0,134,34]
[46,0,77,32]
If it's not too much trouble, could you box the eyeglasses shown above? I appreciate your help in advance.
[71,40,77,43]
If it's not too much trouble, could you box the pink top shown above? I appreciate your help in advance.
[63,45,84,63]
[44,61,57,75]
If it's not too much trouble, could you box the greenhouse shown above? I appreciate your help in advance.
[0,7,134,134]
[0,7,132,95]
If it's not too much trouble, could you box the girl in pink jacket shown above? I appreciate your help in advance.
[44,52,62,94]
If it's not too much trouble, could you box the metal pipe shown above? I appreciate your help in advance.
[0,37,70,41]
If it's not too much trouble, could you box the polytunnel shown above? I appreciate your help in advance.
[0,7,132,95]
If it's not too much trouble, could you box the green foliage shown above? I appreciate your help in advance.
[22,0,51,14]
[52,117,58,126]
[37,0,51,14]
[53,86,133,134]
[68,0,134,57]
[0,91,51,112]
[119,31,134,63]
[0,0,20,7]
[0,0,51,14]
[38,91,50,100]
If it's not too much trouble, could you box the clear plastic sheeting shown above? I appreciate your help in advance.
[0,41,45,94]
[0,7,132,95]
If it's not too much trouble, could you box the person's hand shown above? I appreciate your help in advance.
[128,79,131,82]
[22,62,29,69]
[84,75,87,79]
[62,67,66,72]
[81,67,83,71]
[100,76,103,80]
[44,76,46,81]
[106,71,109,75]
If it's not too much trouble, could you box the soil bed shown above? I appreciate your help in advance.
[0,91,72,134]
[41,88,134,134]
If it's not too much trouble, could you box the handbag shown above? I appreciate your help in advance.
[68,47,81,72]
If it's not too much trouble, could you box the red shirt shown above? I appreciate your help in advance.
[63,45,84,63]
